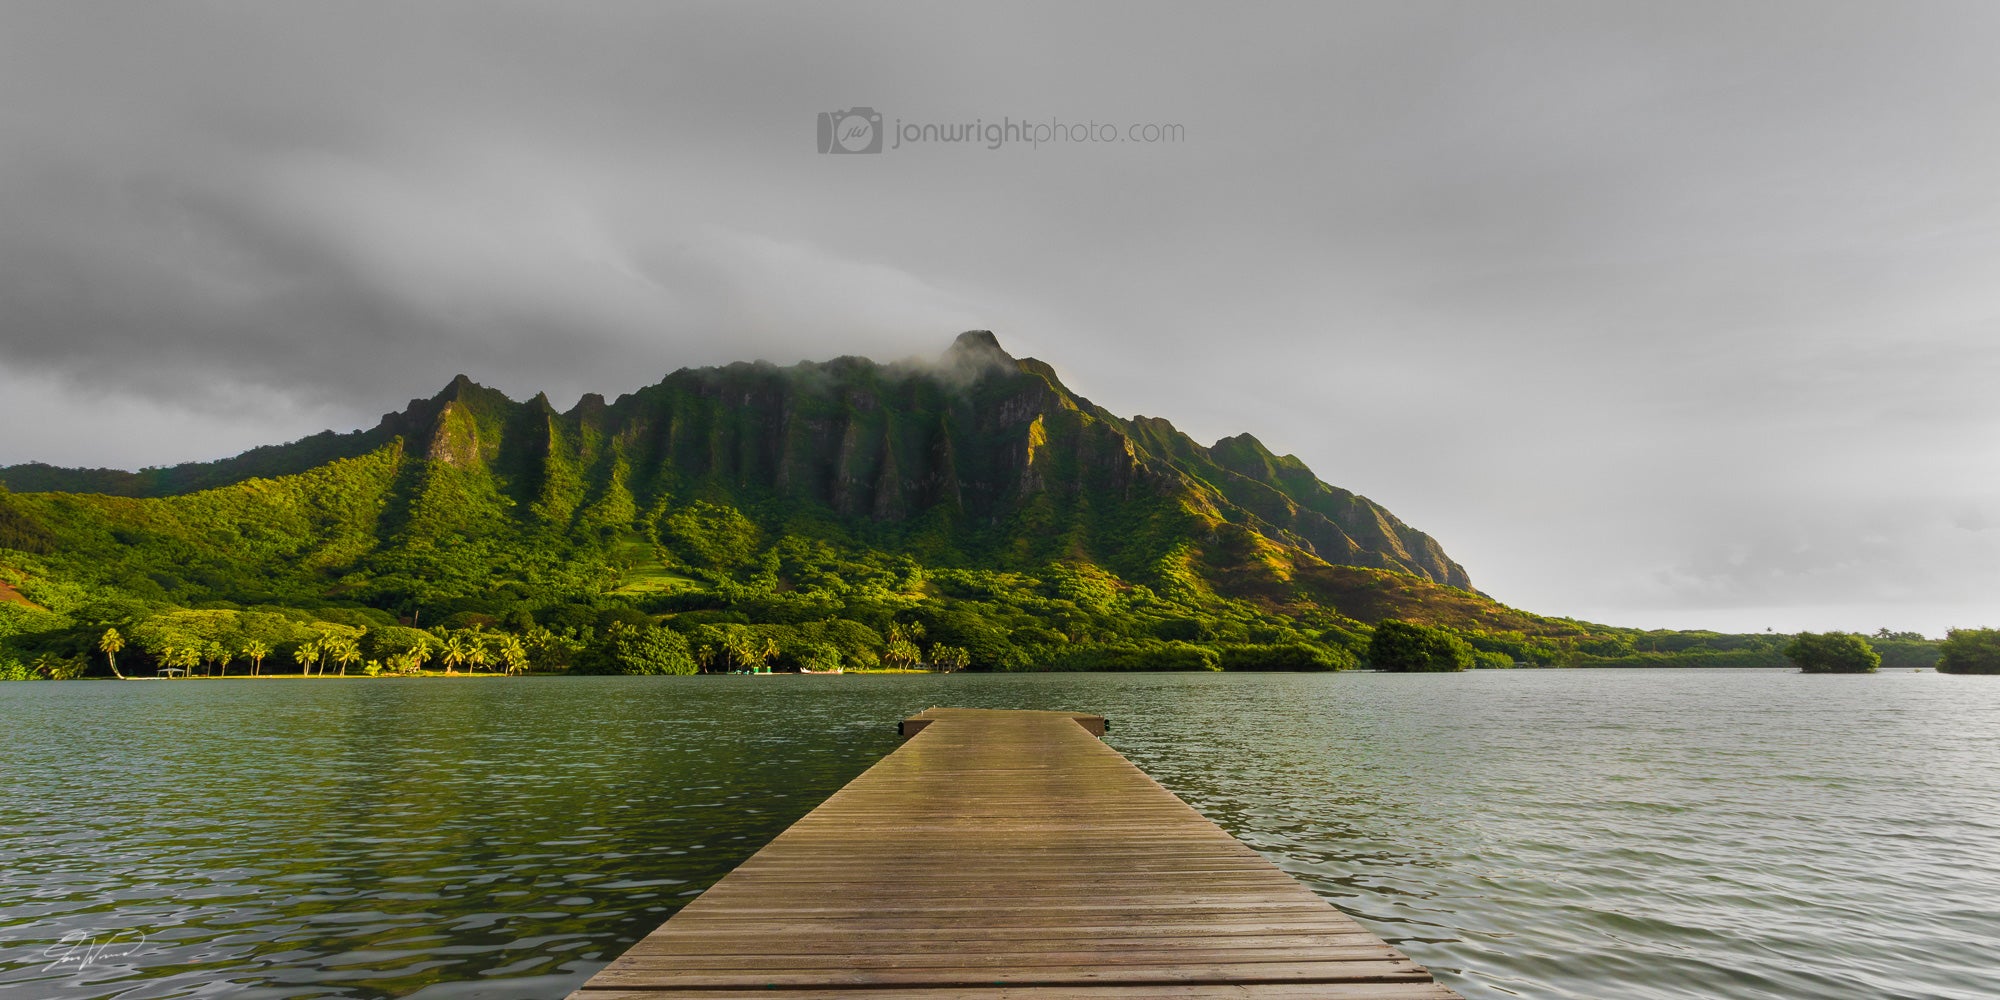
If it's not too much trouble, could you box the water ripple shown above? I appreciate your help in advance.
[3,670,1996,999]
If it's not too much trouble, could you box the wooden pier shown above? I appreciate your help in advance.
[567,707,1461,999]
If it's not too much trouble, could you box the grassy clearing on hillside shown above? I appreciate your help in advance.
[0,579,40,610]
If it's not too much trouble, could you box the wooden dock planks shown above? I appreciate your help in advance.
[567,707,1461,1000]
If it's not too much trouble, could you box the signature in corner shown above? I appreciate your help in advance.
[41,928,152,971]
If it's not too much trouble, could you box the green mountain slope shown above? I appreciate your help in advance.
[6,333,1467,583]
[1,333,1612,676]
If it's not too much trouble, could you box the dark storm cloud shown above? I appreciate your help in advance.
[3,1,1997,633]
[0,2,997,419]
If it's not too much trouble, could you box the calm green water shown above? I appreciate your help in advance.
[2,670,1995,999]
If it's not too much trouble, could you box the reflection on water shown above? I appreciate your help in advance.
[2,677,906,999]
[2,670,1996,999]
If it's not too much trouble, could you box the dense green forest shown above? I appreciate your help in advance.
[0,333,1947,679]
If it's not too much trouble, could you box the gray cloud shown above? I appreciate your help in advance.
[2,1,1997,634]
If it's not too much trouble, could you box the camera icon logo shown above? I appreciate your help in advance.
[817,107,883,154]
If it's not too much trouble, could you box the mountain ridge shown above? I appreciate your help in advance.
[3,332,1472,592]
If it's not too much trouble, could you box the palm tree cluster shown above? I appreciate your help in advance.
[694,633,780,673]
[436,627,528,675]
[120,622,539,679]
[882,622,924,670]
[286,636,362,676]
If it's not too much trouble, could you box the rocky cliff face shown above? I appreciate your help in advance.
[1,332,1473,590]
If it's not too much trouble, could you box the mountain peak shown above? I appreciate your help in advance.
[948,329,1010,359]
[432,374,488,406]
[1213,432,1270,454]
[933,330,1018,385]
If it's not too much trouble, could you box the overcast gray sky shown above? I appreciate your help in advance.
[3,1,1996,636]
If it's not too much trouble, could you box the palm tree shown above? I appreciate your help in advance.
[393,638,425,675]
[332,638,362,676]
[440,632,469,674]
[496,634,529,675]
[883,637,921,670]
[695,644,716,673]
[294,640,320,677]
[207,641,229,678]
[760,636,780,673]
[724,635,756,672]
[35,653,87,680]
[170,645,201,677]
[242,639,269,677]
[405,638,433,675]
[930,644,970,673]
[464,632,491,673]
[99,628,127,679]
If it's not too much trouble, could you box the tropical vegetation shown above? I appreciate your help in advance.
[1937,628,2000,675]
[1784,632,1882,674]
